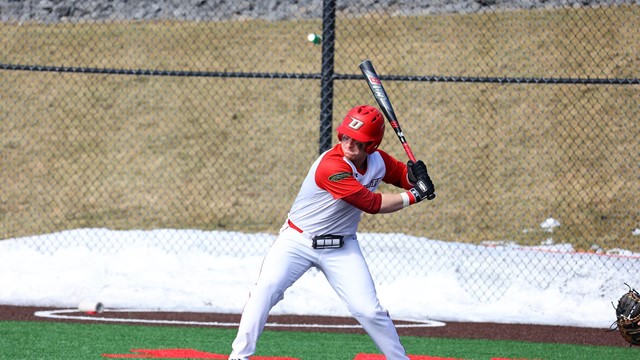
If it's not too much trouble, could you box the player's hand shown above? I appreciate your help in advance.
[409,187,429,203]
[407,160,427,185]
[407,160,436,200]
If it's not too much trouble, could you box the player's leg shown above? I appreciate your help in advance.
[229,228,314,359]
[319,239,409,360]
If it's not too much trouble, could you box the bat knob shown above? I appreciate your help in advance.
[427,193,436,201]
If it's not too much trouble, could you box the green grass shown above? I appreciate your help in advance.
[0,320,636,360]
[1,5,638,250]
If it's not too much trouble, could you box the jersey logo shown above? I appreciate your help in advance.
[365,177,382,189]
[347,117,364,130]
[328,172,352,182]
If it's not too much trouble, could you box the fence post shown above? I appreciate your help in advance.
[318,0,337,154]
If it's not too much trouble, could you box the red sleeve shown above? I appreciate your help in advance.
[315,153,362,199]
[343,188,382,214]
[314,149,383,214]
[378,149,413,190]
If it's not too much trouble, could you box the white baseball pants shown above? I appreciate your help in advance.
[229,227,409,360]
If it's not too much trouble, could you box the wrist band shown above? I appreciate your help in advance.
[400,192,411,208]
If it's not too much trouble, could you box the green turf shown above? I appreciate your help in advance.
[0,320,636,360]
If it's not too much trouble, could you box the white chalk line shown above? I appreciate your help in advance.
[34,309,446,328]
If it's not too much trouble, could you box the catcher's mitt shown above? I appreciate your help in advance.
[613,285,640,346]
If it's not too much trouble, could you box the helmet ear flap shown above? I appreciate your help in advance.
[364,141,379,154]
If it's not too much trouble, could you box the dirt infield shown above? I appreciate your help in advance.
[0,305,629,348]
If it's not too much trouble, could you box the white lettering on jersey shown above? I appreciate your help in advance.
[364,177,381,189]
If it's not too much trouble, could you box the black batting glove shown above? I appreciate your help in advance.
[407,160,427,185]
[409,188,426,203]
[407,160,436,201]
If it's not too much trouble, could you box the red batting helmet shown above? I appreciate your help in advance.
[337,105,385,154]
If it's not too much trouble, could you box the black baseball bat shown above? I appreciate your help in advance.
[359,59,435,200]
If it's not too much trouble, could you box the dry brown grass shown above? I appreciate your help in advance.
[1,6,638,251]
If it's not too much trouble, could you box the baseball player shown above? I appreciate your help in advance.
[228,105,435,360]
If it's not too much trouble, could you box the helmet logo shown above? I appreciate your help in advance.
[347,117,364,130]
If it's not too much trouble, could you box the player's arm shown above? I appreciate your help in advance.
[350,150,432,212]
[317,172,425,215]
[378,149,413,190]
[341,190,403,214]
[342,188,425,214]
[314,156,383,214]
[380,149,435,200]
[316,152,429,214]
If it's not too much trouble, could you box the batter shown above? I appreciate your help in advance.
[228,105,435,360]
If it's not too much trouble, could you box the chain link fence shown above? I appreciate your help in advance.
[1,0,639,301]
